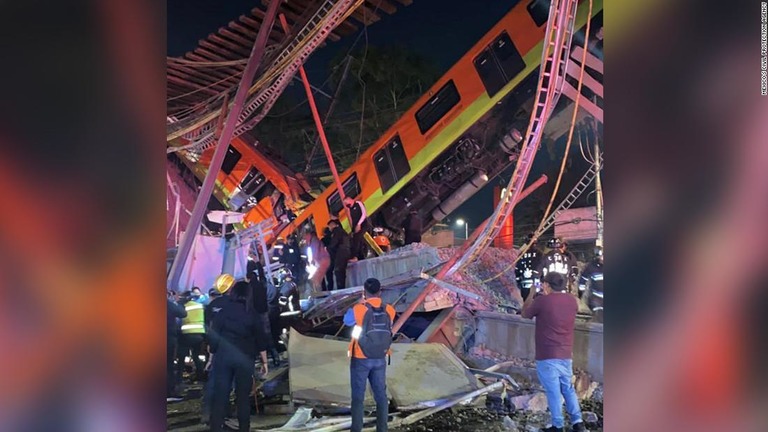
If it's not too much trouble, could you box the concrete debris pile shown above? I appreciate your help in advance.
[436,246,522,311]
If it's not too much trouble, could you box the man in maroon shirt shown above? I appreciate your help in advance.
[521,272,587,432]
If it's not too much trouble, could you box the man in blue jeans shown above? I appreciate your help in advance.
[522,272,587,432]
[343,278,396,432]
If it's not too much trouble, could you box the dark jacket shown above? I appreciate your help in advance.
[208,298,268,359]
[249,277,268,314]
[167,298,187,337]
[205,295,229,329]
[403,213,422,244]
[328,225,351,257]
[348,201,371,231]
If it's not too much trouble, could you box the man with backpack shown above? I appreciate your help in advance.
[343,278,396,432]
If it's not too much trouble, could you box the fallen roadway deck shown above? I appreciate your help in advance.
[287,328,484,411]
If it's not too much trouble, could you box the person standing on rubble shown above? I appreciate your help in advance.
[303,228,331,296]
[521,272,587,432]
[209,281,269,432]
[321,226,334,290]
[516,233,543,300]
[343,278,396,432]
[537,237,579,295]
[200,274,234,426]
[402,209,422,245]
[327,218,351,289]
[344,196,372,261]
[167,291,187,402]
[178,290,207,383]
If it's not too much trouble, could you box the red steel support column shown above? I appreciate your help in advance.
[495,174,548,249]
[167,0,282,291]
[279,14,353,226]
[392,174,549,333]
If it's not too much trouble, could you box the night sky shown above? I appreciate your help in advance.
[168,0,597,242]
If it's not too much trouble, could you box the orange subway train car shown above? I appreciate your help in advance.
[244,0,603,241]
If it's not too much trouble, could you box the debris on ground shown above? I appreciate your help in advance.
[436,246,522,311]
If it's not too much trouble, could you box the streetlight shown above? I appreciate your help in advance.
[456,218,468,239]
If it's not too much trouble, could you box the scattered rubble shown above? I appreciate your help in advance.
[436,246,523,311]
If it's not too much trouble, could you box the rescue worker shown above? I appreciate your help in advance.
[515,233,543,300]
[267,268,286,361]
[167,291,187,402]
[402,210,422,245]
[277,268,301,318]
[343,196,372,261]
[580,246,604,321]
[343,278,396,432]
[372,227,391,253]
[201,274,234,426]
[284,235,303,282]
[302,228,330,295]
[327,219,351,289]
[209,281,269,432]
[178,290,206,383]
[248,259,280,367]
[537,237,578,295]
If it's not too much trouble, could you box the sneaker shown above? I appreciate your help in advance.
[571,422,589,432]
[540,427,564,432]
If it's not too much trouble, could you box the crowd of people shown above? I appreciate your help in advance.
[166,194,598,432]
[515,236,605,321]
[166,260,292,432]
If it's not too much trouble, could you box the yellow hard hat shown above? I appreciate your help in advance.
[214,274,235,294]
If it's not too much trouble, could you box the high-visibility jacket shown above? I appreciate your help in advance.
[344,298,395,359]
[181,300,206,334]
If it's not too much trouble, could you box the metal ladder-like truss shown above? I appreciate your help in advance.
[449,0,580,274]
[235,217,278,279]
[533,153,602,239]
[168,0,363,146]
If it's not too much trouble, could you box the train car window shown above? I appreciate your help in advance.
[387,136,410,186]
[221,146,242,175]
[415,80,460,135]
[326,172,361,217]
[374,135,411,193]
[373,148,396,192]
[474,31,526,97]
[492,32,526,82]
[474,48,506,97]
[527,0,550,27]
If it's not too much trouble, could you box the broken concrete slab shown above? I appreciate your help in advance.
[287,328,481,410]
[347,243,442,288]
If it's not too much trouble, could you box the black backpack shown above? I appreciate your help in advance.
[357,303,393,359]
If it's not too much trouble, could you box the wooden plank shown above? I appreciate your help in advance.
[250,6,287,41]
[392,0,413,5]
[178,54,243,82]
[199,39,247,62]
[367,0,397,15]
[167,67,222,91]
[167,75,219,97]
[219,27,256,48]
[209,34,252,57]
[240,14,284,45]
[168,63,236,91]
[181,53,242,81]
[349,4,380,26]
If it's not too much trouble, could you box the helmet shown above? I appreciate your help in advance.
[276,268,294,284]
[547,237,563,249]
[214,274,235,294]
